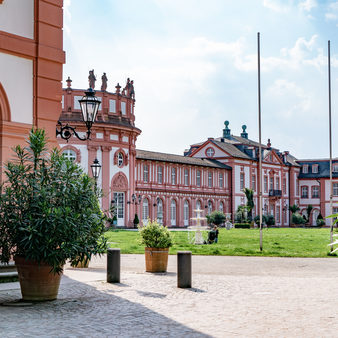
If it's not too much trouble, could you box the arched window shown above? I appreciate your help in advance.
[62,149,76,162]
[142,198,149,224]
[170,200,176,226]
[196,200,202,211]
[118,152,124,167]
[208,200,213,215]
[219,202,224,212]
[184,200,189,226]
[157,199,163,224]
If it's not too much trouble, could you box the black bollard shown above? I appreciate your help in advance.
[107,248,120,283]
[177,251,192,288]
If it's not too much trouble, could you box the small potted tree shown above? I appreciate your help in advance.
[0,129,107,301]
[139,220,173,272]
[133,213,139,229]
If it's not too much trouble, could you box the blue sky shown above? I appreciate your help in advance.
[64,0,338,159]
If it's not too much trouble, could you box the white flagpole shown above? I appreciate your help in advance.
[258,32,263,251]
[328,40,334,251]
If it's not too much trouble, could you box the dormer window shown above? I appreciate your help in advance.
[206,147,215,158]
[302,165,308,174]
[333,163,338,173]
[312,164,319,174]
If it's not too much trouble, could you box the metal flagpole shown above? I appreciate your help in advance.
[258,32,263,251]
[328,40,334,252]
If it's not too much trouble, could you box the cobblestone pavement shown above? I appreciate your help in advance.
[1,255,338,337]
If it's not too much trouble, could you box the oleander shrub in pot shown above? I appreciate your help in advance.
[0,129,107,301]
[139,220,173,272]
[291,213,306,225]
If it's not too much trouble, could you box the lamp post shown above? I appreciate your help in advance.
[56,88,101,141]
[90,158,101,188]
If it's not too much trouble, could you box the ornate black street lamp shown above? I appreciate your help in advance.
[128,193,142,205]
[90,158,101,186]
[56,88,101,141]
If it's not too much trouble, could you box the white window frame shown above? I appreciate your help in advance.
[196,170,201,187]
[143,164,149,183]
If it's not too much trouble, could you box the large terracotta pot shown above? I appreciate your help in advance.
[145,247,169,272]
[14,256,62,301]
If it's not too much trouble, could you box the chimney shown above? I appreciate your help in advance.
[223,120,231,139]
[240,125,248,139]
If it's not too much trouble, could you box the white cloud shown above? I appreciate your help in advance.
[63,0,72,35]
[298,0,317,12]
[266,79,311,118]
[325,2,338,22]
[263,0,291,13]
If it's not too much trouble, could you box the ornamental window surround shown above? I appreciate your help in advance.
[302,165,308,174]
[208,172,213,188]
[171,168,176,185]
[333,183,338,196]
[219,173,224,188]
[157,166,163,184]
[301,186,309,198]
[117,152,124,167]
[206,147,215,157]
[196,170,201,187]
[62,149,76,162]
[312,186,319,198]
[312,164,319,173]
[184,169,189,186]
[143,164,149,183]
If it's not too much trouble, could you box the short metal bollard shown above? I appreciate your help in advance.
[107,248,120,283]
[177,251,191,288]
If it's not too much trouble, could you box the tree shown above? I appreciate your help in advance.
[306,204,313,224]
[207,210,226,226]
[243,188,254,221]
[289,204,300,214]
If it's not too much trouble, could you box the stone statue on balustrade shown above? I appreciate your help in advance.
[101,72,108,91]
[88,70,96,89]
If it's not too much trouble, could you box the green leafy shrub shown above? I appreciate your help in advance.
[266,215,275,226]
[316,218,325,226]
[0,129,107,273]
[139,220,173,248]
[254,215,267,226]
[292,213,306,225]
[234,223,251,229]
[207,210,226,226]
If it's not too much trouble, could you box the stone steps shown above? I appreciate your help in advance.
[0,262,18,282]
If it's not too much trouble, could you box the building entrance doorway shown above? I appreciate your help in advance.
[113,192,125,226]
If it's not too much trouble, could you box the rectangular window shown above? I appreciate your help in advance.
[276,177,280,190]
[171,168,176,185]
[196,170,201,187]
[130,103,133,114]
[276,206,280,223]
[121,101,126,115]
[184,169,189,186]
[333,183,338,196]
[109,99,116,113]
[73,95,83,110]
[283,178,286,194]
[312,186,319,198]
[208,172,213,188]
[264,176,268,193]
[269,177,274,190]
[143,164,149,183]
[157,166,163,184]
[333,164,338,173]
[312,164,319,173]
[302,165,308,174]
[240,173,244,191]
[301,186,308,198]
[251,175,256,191]
[219,173,224,188]
[61,95,64,109]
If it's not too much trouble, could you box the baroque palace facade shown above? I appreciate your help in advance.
[1,1,337,228]
[59,73,338,228]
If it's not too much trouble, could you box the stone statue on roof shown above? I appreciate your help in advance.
[88,69,96,89]
[101,72,108,91]
[122,78,135,99]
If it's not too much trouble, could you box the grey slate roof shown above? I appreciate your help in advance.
[136,149,232,169]
[211,140,252,159]
[297,159,338,178]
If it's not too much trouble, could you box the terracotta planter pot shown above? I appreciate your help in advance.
[145,247,169,272]
[14,256,62,301]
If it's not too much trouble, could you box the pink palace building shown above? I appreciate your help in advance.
[59,72,338,228]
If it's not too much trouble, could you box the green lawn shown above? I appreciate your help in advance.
[104,228,337,258]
